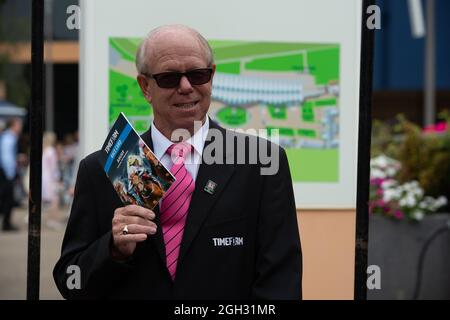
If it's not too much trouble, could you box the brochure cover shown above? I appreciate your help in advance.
[98,112,175,210]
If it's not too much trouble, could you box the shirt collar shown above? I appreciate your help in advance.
[151,117,210,159]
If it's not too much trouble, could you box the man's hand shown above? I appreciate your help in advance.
[111,205,157,261]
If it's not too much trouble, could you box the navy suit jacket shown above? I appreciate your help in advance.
[53,119,302,299]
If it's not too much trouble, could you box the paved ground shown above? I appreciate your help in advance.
[0,206,68,300]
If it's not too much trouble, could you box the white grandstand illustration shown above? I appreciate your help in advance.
[211,72,339,149]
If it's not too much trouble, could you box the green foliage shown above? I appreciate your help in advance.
[371,111,450,212]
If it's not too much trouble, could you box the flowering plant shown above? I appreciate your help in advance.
[423,121,448,134]
[369,155,448,222]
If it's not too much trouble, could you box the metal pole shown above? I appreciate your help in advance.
[355,0,375,300]
[44,0,54,132]
[424,0,436,126]
[27,0,44,300]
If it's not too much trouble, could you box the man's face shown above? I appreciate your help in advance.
[137,31,215,138]
[11,119,23,134]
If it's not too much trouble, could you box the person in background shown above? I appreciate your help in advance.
[64,131,79,208]
[0,118,23,231]
[42,132,63,230]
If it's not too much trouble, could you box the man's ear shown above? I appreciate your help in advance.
[210,64,216,84]
[137,74,152,103]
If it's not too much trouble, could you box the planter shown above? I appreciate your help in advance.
[368,214,450,300]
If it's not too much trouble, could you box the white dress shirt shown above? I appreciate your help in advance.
[150,117,209,181]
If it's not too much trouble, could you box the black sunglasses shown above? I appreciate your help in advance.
[142,68,213,89]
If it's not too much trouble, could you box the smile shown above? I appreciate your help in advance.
[174,101,198,109]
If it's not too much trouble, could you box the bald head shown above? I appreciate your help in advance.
[136,24,214,75]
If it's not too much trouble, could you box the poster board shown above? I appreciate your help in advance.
[79,0,363,209]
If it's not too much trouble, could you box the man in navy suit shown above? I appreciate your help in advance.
[54,24,302,299]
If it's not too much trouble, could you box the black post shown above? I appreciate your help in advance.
[27,0,44,300]
[355,0,376,300]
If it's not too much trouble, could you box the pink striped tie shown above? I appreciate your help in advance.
[160,143,194,280]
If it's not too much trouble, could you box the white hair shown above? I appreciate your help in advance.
[135,24,214,75]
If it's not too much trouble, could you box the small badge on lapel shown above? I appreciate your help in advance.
[204,180,218,195]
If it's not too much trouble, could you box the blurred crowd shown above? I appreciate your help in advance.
[0,117,78,232]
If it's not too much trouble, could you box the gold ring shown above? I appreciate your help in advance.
[122,225,129,235]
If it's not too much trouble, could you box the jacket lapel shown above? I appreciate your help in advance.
[178,120,235,261]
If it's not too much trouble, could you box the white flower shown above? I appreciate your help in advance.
[371,155,400,170]
[371,168,386,179]
[386,167,398,177]
[383,188,401,202]
[370,155,401,179]
[399,198,407,207]
[412,210,425,221]
[419,200,428,209]
[427,196,448,211]
[418,196,447,212]
[406,195,417,208]
[370,166,446,221]
[398,181,424,204]
[404,181,420,192]
[436,196,448,208]
[381,179,397,190]
[411,181,420,188]
[370,155,389,169]
[399,194,417,208]
[415,188,424,198]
